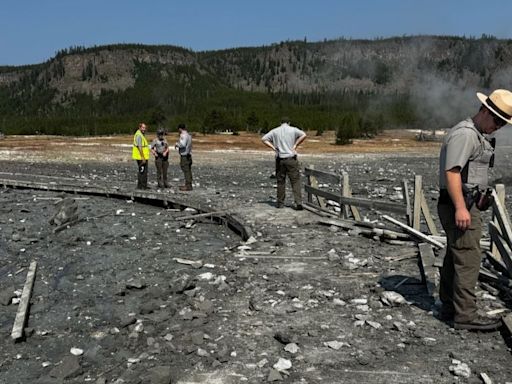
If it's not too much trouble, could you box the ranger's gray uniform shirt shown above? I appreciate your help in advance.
[262,123,305,158]
[151,138,169,155]
[439,118,493,189]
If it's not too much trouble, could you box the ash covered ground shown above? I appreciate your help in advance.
[1,149,512,384]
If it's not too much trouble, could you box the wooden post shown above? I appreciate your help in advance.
[420,191,439,236]
[306,165,313,204]
[342,172,361,221]
[413,175,422,231]
[402,179,412,227]
[491,184,506,261]
[308,165,325,208]
[11,261,37,341]
[342,171,350,218]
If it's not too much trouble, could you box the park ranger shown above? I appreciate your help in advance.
[438,89,512,331]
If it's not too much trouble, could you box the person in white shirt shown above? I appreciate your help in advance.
[175,123,193,191]
[262,117,306,210]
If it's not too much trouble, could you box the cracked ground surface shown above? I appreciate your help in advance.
[0,131,512,383]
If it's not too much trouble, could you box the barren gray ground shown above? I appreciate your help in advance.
[1,148,512,384]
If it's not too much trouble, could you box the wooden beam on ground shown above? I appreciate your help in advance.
[53,212,110,233]
[236,254,326,260]
[485,251,511,278]
[175,211,227,221]
[303,202,337,217]
[413,175,422,230]
[11,261,37,341]
[479,267,512,288]
[418,243,437,296]
[305,185,407,215]
[488,222,512,273]
[491,184,506,262]
[382,214,445,249]
[315,217,357,231]
[420,191,439,236]
[402,179,412,227]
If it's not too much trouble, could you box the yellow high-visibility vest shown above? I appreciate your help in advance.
[132,130,150,160]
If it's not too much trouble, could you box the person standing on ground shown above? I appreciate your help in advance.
[175,123,193,191]
[262,117,307,210]
[132,122,150,190]
[151,127,170,188]
[438,89,512,331]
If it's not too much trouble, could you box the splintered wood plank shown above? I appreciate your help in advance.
[491,184,506,261]
[175,211,227,221]
[418,243,437,296]
[492,188,512,248]
[488,222,512,274]
[382,214,445,249]
[413,175,422,230]
[342,172,361,220]
[11,261,37,341]
[485,251,511,278]
[420,191,439,236]
[307,165,326,208]
[402,179,412,227]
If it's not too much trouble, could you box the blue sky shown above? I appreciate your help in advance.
[1,0,512,66]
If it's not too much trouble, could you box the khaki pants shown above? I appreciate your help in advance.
[155,157,169,187]
[276,157,302,205]
[180,155,193,187]
[438,202,482,323]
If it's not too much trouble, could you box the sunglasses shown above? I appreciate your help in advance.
[492,113,507,127]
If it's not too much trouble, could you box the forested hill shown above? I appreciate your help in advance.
[1,35,511,138]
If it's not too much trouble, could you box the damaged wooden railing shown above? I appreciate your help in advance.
[304,167,438,235]
[480,185,512,332]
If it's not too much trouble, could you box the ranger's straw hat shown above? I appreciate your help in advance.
[477,89,512,125]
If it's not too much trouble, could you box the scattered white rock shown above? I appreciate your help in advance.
[449,360,471,378]
[284,343,299,354]
[380,291,409,306]
[257,358,268,368]
[324,340,349,350]
[273,357,292,371]
[333,298,346,306]
[163,333,174,341]
[350,298,367,305]
[70,348,83,356]
[197,272,214,281]
[366,320,382,329]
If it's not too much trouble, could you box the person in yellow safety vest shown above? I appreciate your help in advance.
[132,122,150,189]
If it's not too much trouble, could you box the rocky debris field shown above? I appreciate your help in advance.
[0,151,512,384]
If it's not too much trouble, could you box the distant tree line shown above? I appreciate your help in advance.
[5,36,503,143]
